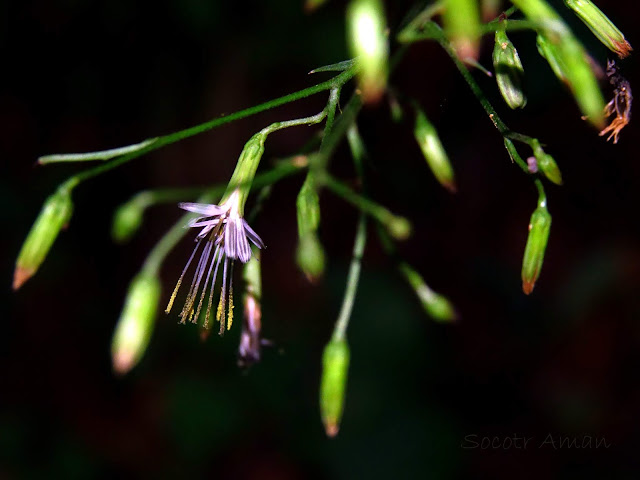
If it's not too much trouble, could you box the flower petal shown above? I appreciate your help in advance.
[243,220,265,249]
[179,202,225,216]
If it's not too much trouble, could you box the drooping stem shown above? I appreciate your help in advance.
[51,66,357,191]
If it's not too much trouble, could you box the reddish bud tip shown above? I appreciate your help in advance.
[12,266,33,291]
[325,422,339,438]
[112,349,135,376]
[522,279,535,295]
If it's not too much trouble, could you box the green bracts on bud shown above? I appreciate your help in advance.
[112,196,146,243]
[111,273,161,375]
[413,108,456,192]
[347,0,389,104]
[512,0,605,127]
[442,0,482,61]
[532,140,563,185]
[320,338,350,437]
[564,0,632,58]
[14,186,74,290]
[223,132,267,214]
[399,263,457,323]
[493,28,527,110]
[521,203,551,295]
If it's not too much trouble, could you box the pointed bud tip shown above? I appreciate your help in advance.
[614,40,632,58]
[522,280,535,295]
[324,422,339,438]
[112,349,135,376]
[13,266,34,291]
[443,181,458,194]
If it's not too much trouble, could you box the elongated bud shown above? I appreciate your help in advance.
[564,0,632,59]
[14,186,74,290]
[111,273,161,374]
[512,0,605,127]
[442,0,481,61]
[112,195,147,243]
[521,203,552,294]
[320,338,350,437]
[297,175,321,238]
[532,141,563,185]
[413,108,456,192]
[493,27,527,109]
[399,263,457,323]
[347,0,389,104]
[224,132,267,215]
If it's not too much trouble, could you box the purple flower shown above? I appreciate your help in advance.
[165,191,264,335]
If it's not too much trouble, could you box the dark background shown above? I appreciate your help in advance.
[2,0,639,478]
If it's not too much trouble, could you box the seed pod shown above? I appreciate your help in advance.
[413,108,456,192]
[564,0,632,58]
[320,338,350,437]
[521,203,552,294]
[493,28,527,109]
[111,273,161,374]
[14,187,74,290]
[347,0,389,104]
[442,0,481,61]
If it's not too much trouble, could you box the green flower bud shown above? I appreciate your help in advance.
[112,195,148,243]
[442,0,482,61]
[537,153,563,185]
[493,28,527,110]
[521,203,552,295]
[399,263,457,323]
[532,141,563,185]
[296,232,326,282]
[347,0,389,104]
[111,273,161,374]
[512,0,605,127]
[564,0,632,58]
[413,108,456,192]
[320,338,350,437]
[14,186,74,290]
[296,175,321,238]
[386,216,411,241]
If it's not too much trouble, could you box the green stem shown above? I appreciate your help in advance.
[333,212,367,342]
[534,179,547,208]
[56,67,357,190]
[320,173,405,232]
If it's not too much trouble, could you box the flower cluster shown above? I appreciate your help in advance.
[165,190,264,335]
